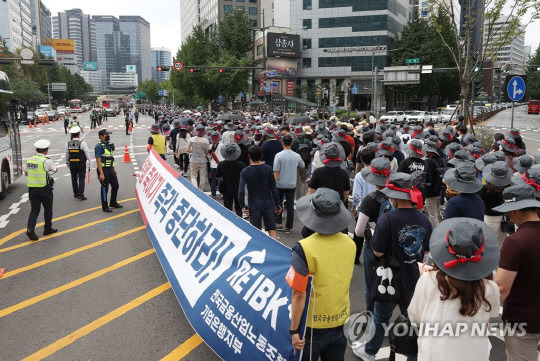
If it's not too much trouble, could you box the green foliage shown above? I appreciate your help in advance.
[170,10,253,106]
[9,76,47,104]
[527,47,540,99]
[391,14,460,105]
[138,79,161,103]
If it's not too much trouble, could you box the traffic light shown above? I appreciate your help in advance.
[189,68,201,73]
[474,79,483,95]
[156,66,170,72]
[474,65,481,72]
[218,68,230,73]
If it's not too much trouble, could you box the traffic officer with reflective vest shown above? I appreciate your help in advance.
[95,129,122,212]
[66,126,92,200]
[90,110,98,129]
[25,139,58,241]
[147,124,166,159]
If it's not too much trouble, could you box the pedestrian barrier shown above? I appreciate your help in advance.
[136,149,311,361]
[123,145,131,163]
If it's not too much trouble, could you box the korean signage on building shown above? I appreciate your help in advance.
[286,80,295,96]
[83,62,98,71]
[322,45,387,53]
[267,33,301,58]
[44,38,76,54]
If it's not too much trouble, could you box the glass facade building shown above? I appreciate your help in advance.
[119,16,152,83]
[151,48,172,83]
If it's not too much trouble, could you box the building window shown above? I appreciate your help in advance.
[251,19,258,27]
[249,7,257,15]
[237,0,245,2]
[303,58,312,68]
[249,0,257,2]
[257,44,263,56]
[224,5,233,13]
[303,0,312,9]
[303,19,312,29]
[303,38,312,49]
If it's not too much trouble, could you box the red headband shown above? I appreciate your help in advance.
[444,230,484,269]
[381,143,396,152]
[445,133,453,141]
[323,157,342,164]
[371,166,390,177]
[502,140,517,149]
[385,181,423,209]
[412,131,421,138]
[510,131,520,136]
[468,150,481,159]
[521,172,540,191]
[409,144,424,156]
[234,134,243,141]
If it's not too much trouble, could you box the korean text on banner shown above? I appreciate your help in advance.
[135,149,310,361]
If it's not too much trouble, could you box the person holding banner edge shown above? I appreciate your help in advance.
[287,187,355,361]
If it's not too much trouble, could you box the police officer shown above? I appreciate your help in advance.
[95,129,122,212]
[147,124,166,159]
[125,111,131,135]
[66,126,92,200]
[90,110,98,129]
[63,114,70,134]
[25,139,58,241]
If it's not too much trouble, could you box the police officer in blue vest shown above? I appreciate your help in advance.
[95,129,123,212]
[25,139,58,241]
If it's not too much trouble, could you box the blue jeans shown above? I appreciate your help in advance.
[363,244,377,313]
[209,167,217,196]
[365,301,417,361]
[302,326,347,361]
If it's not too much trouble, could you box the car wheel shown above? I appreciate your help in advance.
[0,166,9,200]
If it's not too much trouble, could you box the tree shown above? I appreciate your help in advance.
[391,14,460,108]
[527,47,540,99]
[214,9,254,60]
[138,79,161,103]
[429,0,539,125]
[10,76,46,105]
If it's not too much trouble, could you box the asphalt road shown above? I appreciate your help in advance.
[0,107,536,361]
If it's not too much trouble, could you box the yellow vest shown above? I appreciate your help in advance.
[299,232,356,328]
[26,154,48,188]
[151,134,166,155]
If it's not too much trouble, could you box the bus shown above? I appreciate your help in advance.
[69,99,83,113]
[0,71,23,200]
[101,98,119,116]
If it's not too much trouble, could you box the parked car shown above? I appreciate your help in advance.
[528,100,540,114]
[427,111,442,123]
[441,108,459,123]
[45,110,57,122]
[34,111,49,123]
[379,111,406,124]
[405,111,430,124]
[105,108,117,117]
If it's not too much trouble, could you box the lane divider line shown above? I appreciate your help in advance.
[0,209,140,254]
[0,197,137,247]
[160,334,204,361]
[0,249,155,318]
[0,226,146,279]
[21,283,171,361]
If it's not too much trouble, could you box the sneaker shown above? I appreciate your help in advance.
[276,224,284,230]
[351,342,375,361]
[26,230,39,241]
[277,227,291,233]
[43,228,58,236]
[79,196,87,201]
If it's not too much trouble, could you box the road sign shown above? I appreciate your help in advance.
[173,61,183,71]
[421,65,433,74]
[406,58,420,64]
[270,82,278,87]
[159,89,169,97]
[238,92,244,98]
[50,82,67,92]
[351,83,359,95]
[268,71,277,77]
[264,86,271,93]
[506,75,526,102]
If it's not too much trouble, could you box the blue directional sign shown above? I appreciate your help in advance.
[238,92,244,98]
[270,82,278,87]
[268,71,277,77]
[218,95,223,104]
[351,83,359,95]
[507,76,526,102]
[158,89,164,97]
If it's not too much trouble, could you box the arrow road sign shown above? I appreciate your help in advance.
[506,75,526,102]
[173,61,183,71]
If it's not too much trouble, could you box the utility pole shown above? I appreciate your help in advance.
[374,66,378,118]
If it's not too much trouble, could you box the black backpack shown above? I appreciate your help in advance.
[297,139,311,166]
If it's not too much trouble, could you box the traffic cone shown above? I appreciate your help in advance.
[128,123,133,133]
[28,121,32,128]
[46,118,50,124]
[123,145,131,163]
[34,120,37,127]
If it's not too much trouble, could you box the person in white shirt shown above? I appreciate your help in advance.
[187,124,211,191]
[407,218,500,361]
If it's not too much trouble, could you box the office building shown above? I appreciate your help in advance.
[92,16,130,91]
[80,69,103,94]
[0,0,33,53]
[119,16,151,83]
[180,0,260,40]
[110,72,138,87]
[29,0,52,49]
[484,15,526,74]
[151,48,172,83]
[52,9,96,68]
[419,0,461,30]
[180,0,200,44]
[273,0,412,111]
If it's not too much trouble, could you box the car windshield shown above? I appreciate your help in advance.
[442,109,454,115]
[409,112,422,116]
[384,112,397,116]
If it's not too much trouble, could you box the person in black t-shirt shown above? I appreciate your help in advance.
[216,143,246,216]
[303,143,350,238]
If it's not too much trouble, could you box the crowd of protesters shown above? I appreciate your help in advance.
[143,106,538,361]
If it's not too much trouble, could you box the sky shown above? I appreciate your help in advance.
[47,0,539,56]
